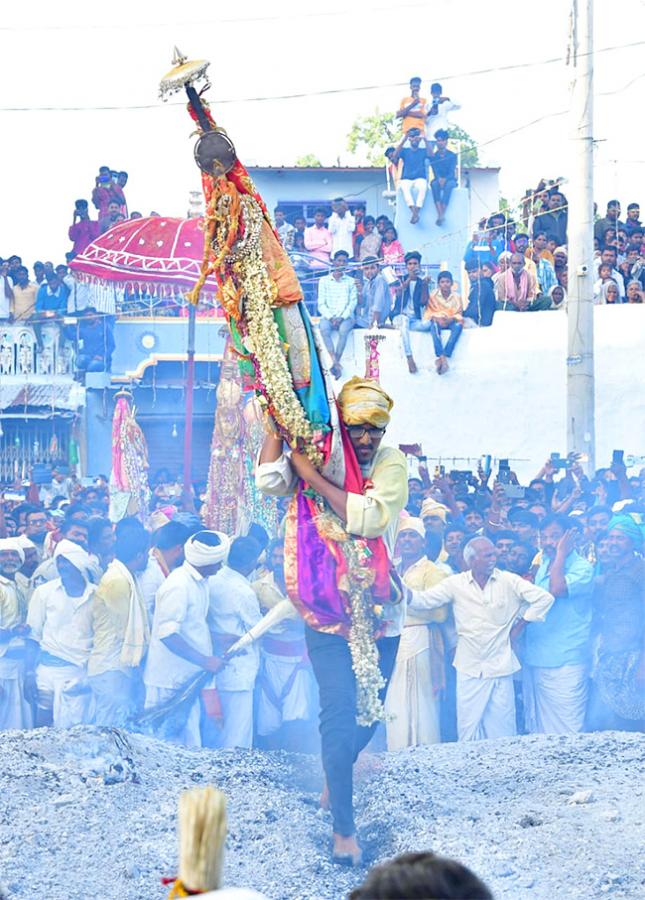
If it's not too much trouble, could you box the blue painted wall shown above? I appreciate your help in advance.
[111,317,228,381]
[247,167,392,223]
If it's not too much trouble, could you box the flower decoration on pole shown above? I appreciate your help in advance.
[364,333,386,380]
[109,389,151,524]
[203,345,245,535]
[160,51,392,725]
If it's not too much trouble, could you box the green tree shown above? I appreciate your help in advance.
[447,125,479,168]
[347,111,480,167]
[347,111,399,165]
[294,154,323,167]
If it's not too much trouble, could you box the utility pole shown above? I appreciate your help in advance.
[567,0,595,471]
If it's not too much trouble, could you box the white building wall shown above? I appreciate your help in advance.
[466,169,501,231]
[334,306,645,483]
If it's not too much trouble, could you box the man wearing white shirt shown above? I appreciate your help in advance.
[208,536,263,749]
[137,520,190,617]
[25,540,96,728]
[410,536,554,741]
[144,531,229,748]
[317,251,358,379]
[328,198,355,258]
[424,82,460,143]
[63,271,91,313]
[274,207,295,251]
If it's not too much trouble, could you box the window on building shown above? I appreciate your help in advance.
[277,201,365,225]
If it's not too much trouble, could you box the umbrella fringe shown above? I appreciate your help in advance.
[70,271,218,306]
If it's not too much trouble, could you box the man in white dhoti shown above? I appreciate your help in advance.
[0,539,33,729]
[251,541,316,750]
[143,531,229,748]
[412,537,554,741]
[385,518,448,750]
[208,537,263,749]
[88,525,151,726]
[25,540,96,728]
[523,514,594,734]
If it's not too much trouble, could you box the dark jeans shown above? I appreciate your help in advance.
[305,625,399,836]
[431,176,457,206]
[429,320,462,358]
[76,353,107,372]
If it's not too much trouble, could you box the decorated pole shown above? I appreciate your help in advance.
[183,302,196,493]
[159,49,395,726]
[109,389,151,523]
[203,344,245,534]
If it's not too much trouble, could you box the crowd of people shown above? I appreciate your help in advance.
[274,189,644,376]
[0,254,115,377]
[0,445,642,752]
[464,192,645,308]
[0,165,147,377]
[71,165,135,258]
[3,135,643,381]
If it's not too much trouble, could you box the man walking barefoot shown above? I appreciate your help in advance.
[257,378,408,865]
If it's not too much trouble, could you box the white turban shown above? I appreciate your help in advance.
[15,535,36,552]
[184,531,230,568]
[53,539,93,576]
[0,538,25,565]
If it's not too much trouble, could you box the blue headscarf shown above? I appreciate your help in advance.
[608,515,644,551]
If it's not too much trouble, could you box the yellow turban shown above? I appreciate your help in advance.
[398,516,426,539]
[337,377,393,429]
[420,497,449,522]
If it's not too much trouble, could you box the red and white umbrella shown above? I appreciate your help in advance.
[70,215,220,491]
[70,215,219,301]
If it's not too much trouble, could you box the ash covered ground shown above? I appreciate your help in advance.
[0,727,643,900]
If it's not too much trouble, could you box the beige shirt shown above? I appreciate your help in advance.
[256,444,408,555]
[495,269,538,305]
[409,568,554,677]
[256,444,409,636]
[12,282,38,320]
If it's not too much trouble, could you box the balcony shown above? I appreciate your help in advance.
[0,321,75,378]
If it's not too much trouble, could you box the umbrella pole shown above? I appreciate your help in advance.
[183,303,196,493]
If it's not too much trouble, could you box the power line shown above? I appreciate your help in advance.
[1,39,643,112]
[0,3,431,32]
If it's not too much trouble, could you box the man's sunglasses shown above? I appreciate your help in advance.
[346,426,386,440]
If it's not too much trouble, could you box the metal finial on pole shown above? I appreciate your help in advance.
[566,0,595,472]
[172,46,187,67]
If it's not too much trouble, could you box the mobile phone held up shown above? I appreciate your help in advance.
[498,459,524,498]
[497,459,511,484]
